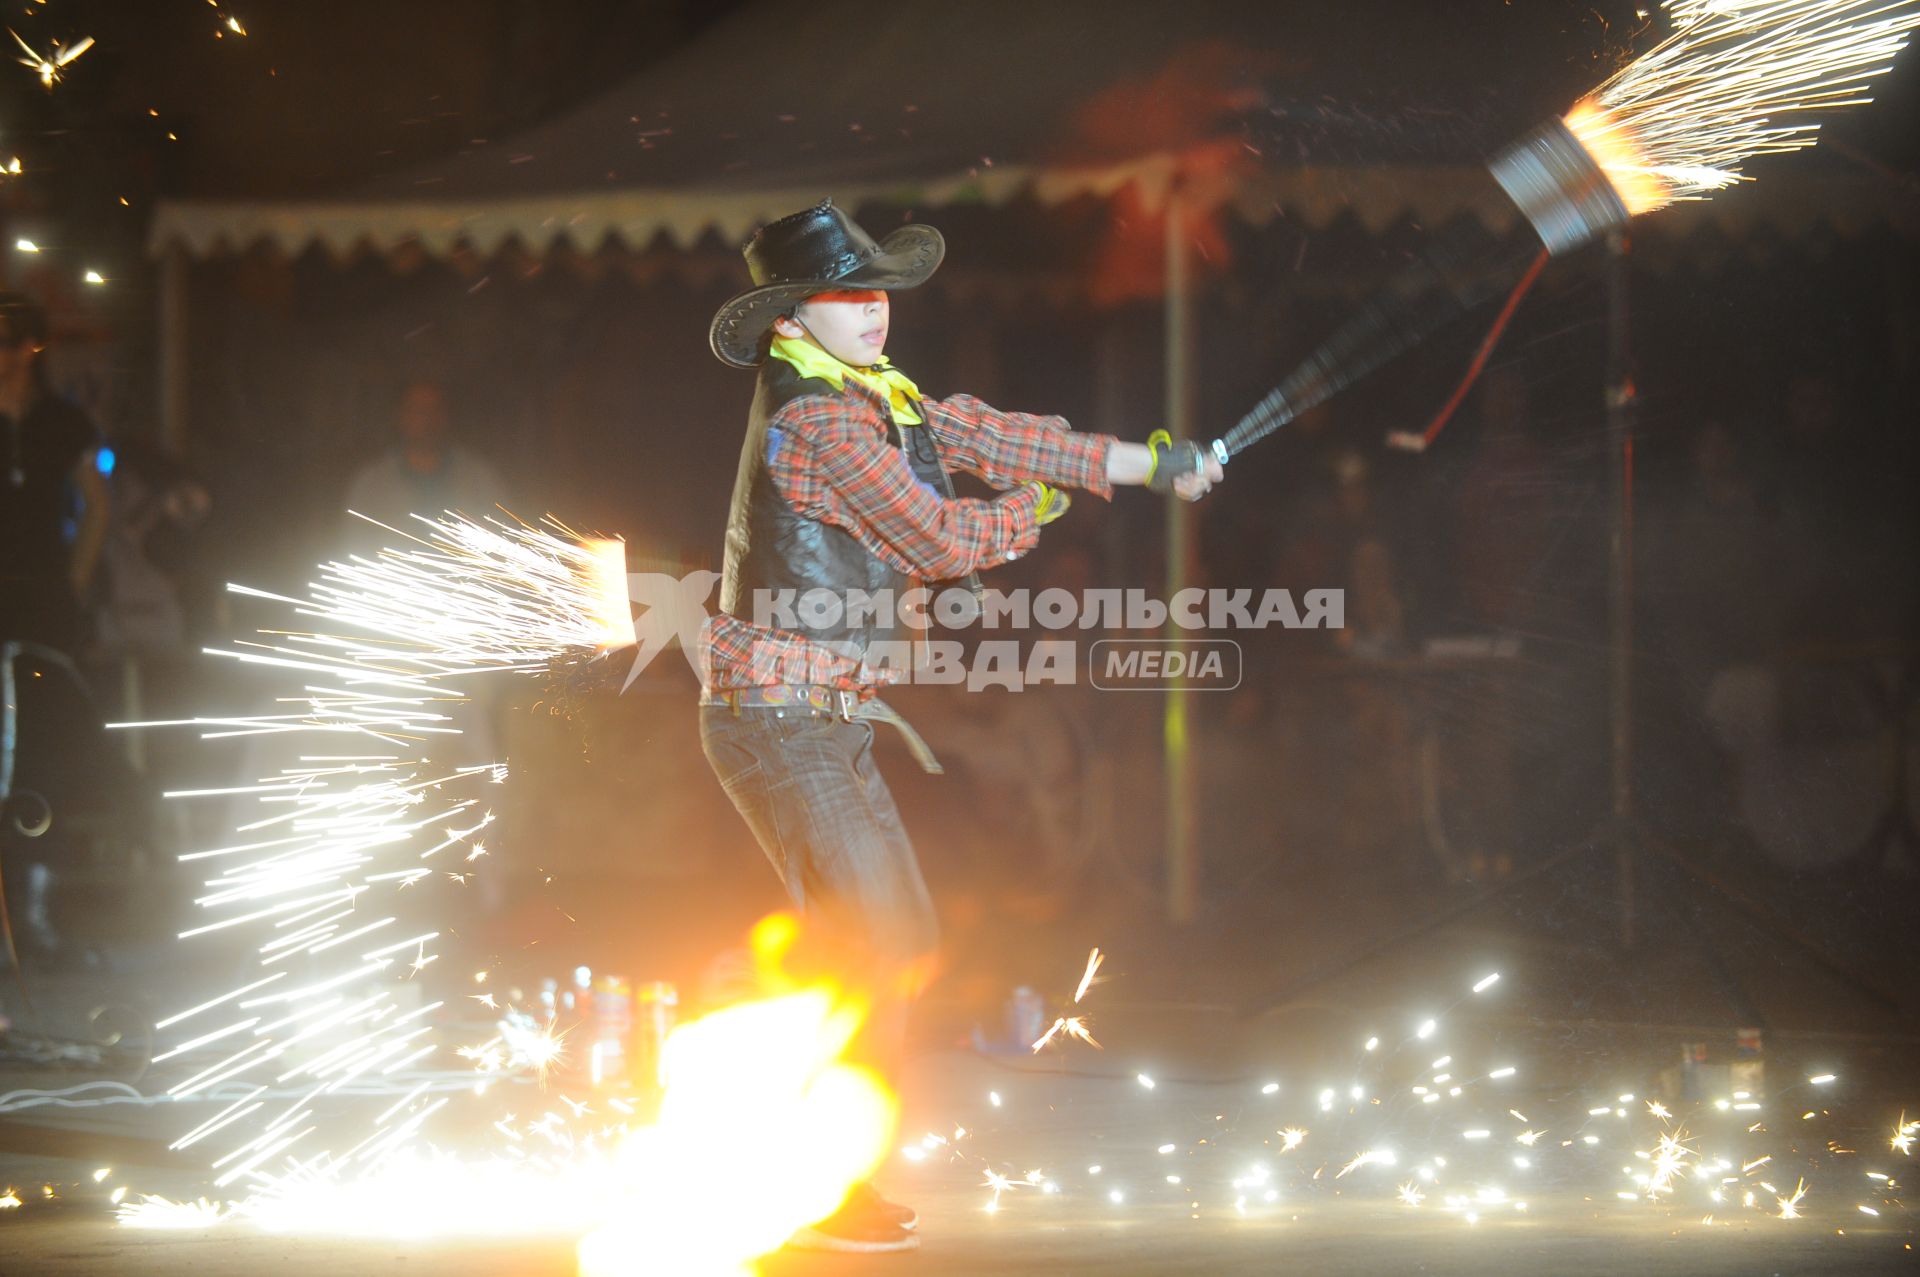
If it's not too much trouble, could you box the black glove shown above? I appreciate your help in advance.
[1144,430,1207,495]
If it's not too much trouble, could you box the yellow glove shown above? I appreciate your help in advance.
[1029,481,1072,525]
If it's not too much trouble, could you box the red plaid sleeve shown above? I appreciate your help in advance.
[925,394,1115,499]
[769,392,1044,581]
[700,611,885,692]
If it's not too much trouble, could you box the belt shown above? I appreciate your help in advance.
[701,684,943,775]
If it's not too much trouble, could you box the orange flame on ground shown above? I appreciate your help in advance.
[124,915,895,1275]
[578,914,899,1275]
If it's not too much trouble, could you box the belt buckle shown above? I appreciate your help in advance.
[834,688,857,722]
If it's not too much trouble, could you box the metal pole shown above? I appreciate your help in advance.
[1605,231,1637,949]
[1163,190,1199,924]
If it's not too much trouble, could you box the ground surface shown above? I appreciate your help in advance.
[5,833,1918,1276]
[3,1043,1916,1276]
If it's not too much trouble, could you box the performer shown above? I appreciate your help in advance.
[0,292,109,655]
[699,200,1220,1253]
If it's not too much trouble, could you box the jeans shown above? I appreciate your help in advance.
[700,703,940,1070]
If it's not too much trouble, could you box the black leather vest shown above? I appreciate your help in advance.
[720,358,960,665]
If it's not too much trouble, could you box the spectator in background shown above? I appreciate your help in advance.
[341,378,509,918]
[1450,364,1552,634]
[1329,450,1406,659]
[96,442,213,654]
[1652,418,1784,682]
[1279,448,1406,657]
[1767,372,1883,643]
[0,291,109,654]
[343,379,505,550]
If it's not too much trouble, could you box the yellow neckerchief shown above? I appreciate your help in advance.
[769,334,925,426]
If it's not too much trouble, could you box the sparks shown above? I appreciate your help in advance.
[122,510,654,1229]
[1336,1148,1397,1178]
[1030,1014,1101,1054]
[1073,947,1105,1003]
[981,1169,1021,1211]
[117,1195,226,1229]
[1892,1113,1919,1156]
[1565,0,1920,215]
[1647,1126,1697,1198]
[1776,1177,1809,1220]
[10,29,93,89]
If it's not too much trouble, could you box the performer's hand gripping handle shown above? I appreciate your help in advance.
[1144,430,1224,501]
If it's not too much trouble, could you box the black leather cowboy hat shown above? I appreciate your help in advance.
[709,199,943,368]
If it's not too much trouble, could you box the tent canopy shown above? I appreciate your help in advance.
[149,0,1917,261]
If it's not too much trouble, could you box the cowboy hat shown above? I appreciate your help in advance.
[709,199,943,368]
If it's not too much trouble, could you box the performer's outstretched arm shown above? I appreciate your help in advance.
[924,394,1112,496]
[926,394,1220,500]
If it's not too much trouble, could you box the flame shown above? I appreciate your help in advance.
[1564,98,1671,216]
[581,537,638,651]
[578,915,898,1275]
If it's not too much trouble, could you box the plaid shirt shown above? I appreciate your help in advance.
[701,379,1113,693]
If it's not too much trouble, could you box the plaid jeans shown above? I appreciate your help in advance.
[699,704,940,972]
